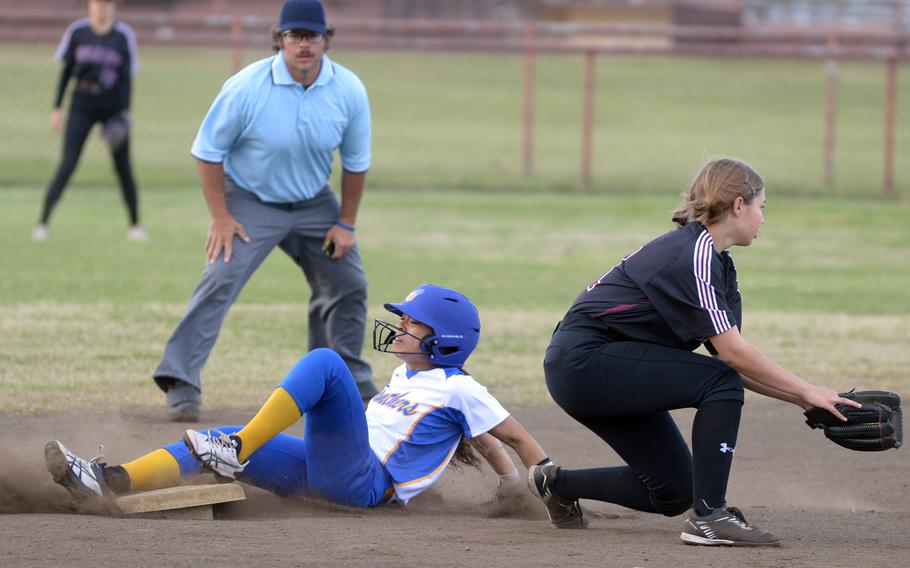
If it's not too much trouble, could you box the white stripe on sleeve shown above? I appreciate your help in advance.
[115,21,140,75]
[55,18,89,61]
[693,231,731,335]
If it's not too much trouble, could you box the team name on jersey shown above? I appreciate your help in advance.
[373,389,420,416]
[75,44,123,67]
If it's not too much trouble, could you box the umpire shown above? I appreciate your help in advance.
[153,0,378,421]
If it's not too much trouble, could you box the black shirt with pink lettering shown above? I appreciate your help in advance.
[569,221,742,352]
[53,18,138,112]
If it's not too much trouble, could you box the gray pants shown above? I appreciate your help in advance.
[154,179,375,398]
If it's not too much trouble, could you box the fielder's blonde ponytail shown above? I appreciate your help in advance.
[672,158,764,227]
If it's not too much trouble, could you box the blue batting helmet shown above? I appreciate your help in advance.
[381,284,481,368]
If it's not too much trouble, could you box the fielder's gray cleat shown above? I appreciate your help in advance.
[680,507,781,547]
[166,382,201,422]
[528,463,588,528]
[183,429,247,480]
[44,440,110,501]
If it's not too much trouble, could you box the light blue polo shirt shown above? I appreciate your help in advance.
[191,53,371,203]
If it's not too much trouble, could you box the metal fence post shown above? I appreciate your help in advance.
[581,49,595,190]
[823,33,839,188]
[883,57,897,198]
[231,14,243,74]
[523,22,535,177]
[882,0,903,197]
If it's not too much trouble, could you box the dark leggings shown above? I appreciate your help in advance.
[39,104,139,226]
[544,314,744,517]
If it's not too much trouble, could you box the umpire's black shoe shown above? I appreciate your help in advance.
[681,507,781,547]
[528,463,588,528]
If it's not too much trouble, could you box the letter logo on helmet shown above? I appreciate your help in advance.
[374,284,481,368]
[404,288,425,303]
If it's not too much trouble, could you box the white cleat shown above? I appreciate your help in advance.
[44,440,109,500]
[183,429,246,480]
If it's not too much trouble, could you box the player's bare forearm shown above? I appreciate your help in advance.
[469,433,515,476]
[488,416,547,468]
[741,374,805,407]
[197,159,248,262]
[322,169,366,259]
[711,327,811,400]
[197,160,229,220]
[338,169,366,226]
[711,327,860,419]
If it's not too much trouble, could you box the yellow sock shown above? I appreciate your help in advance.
[120,449,181,492]
[235,387,302,462]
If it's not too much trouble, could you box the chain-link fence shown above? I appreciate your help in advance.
[1,2,907,197]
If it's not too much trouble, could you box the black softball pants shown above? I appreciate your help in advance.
[544,313,744,517]
[39,103,139,226]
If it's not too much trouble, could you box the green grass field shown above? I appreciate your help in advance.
[2,42,909,196]
[2,186,908,414]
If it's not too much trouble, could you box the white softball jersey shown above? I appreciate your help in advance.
[365,364,510,504]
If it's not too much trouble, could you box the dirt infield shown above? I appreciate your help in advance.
[1,401,907,568]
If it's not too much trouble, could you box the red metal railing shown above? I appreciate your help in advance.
[2,8,906,194]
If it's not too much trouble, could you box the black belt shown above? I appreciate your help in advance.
[252,186,330,211]
[260,199,311,211]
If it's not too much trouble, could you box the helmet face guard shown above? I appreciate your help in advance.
[374,284,480,368]
[372,319,430,357]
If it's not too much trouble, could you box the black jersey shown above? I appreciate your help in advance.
[53,18,138,111]
[570,222,742,351]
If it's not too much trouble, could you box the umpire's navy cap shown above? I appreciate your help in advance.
[279,0,327,34]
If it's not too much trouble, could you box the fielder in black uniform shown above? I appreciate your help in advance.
[528,158,861,545]
[34,0,144,242]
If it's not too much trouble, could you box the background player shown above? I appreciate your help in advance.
[34,0,144,242]
[45,285,583,523]
[529,158,861,545]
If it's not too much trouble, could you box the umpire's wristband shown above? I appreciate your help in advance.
[334,220,356,232]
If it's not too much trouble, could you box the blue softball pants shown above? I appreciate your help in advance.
[162,348,393,507]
